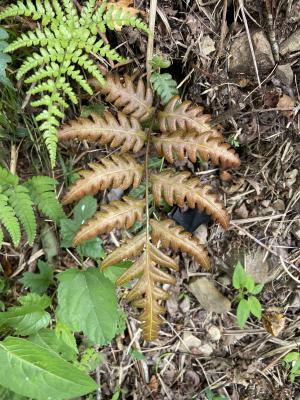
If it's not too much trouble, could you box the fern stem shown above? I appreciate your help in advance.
[145,130,151,247]
[146,0,157,82]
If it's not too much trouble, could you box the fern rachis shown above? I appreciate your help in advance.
[0,0,148,167]
[59,73,240,340]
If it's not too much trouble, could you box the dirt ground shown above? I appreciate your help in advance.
[93,1,300,399]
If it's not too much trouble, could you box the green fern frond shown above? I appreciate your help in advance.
[25,176,65,223]
[0,0,148,167]
[150,73,178,105]
[0,193,21,247]
[6,186,37,246]
[0,166,19,187]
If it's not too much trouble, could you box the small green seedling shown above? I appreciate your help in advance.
[232,261,264,328]
[284,352,300,382]
[204,388,228,400]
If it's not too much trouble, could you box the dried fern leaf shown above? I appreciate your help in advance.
[58,111,146,153]
[101,231,146,269]
[151,219,210,269]
[158,96,221,134]
[90,74,154,122]
[153,130,241,169]
[62,154,144,205]
[73,196,145,246]
[116,243,177,340]
[151,171,230,229]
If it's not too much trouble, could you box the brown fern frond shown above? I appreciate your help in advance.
[158,96,221,135]
[101,231,146,269]
[73,196,145,246]
[62,154,144,205]
[116,243,178,341]
[151,171,230,229]
[91,74,154,122]
[58,111,146,153]
[151,219,210,269]
[153,130,241,169]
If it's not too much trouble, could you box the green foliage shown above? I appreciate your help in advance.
[284,352,300,382]
[232,261,264,328]
[0,28,11,85]
[20,260,54,293]
[75,347,104,373]
[0,336,97,399]
[55,320,78,355]
[56,267,122,345]
[0,165,64,247]
[29,328,77,362]
[0,0,148,166]
[150,54,171,69]
[150,72,178,105]
[60,195,105,259]
[204,388,229,400]
[0,293,51,335]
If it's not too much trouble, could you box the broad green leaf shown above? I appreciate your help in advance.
[20,260,54,293]
[232,261,247,289]
[41,224,59,263]
[244,275,255,293]
[0,337,97,400]
[236,299,250,328]
[29,328,77,362]
[103,261,133,284]
[56,268,119,345]
[284,352,300,363]
[250,283,264,295]
[60,196,104,259]
[0,386,28,399]
[55,321,78,355]
[0,293,51,335]
[248,296,262,319]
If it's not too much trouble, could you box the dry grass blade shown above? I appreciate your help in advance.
[58,111,146,153]
[153,130,241,169]
[151,171,230,229]
[158,96,222,134]
[62,154,144,205]
[116,243,178,341]
[90,74,154,122]
[101,231,146,269]
[73,196,145,246]
[151,218,210,269]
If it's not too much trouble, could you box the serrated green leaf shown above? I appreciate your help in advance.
[20,260,53,294]
[77,237,105,260]
[150,72,178,104]
[56,268,119,345]
[150,54,171,69]
[248,296,262,319]
[232,261,247,289]
[76,347,104,373]
[237,299,250,328]
[0,293,51,335]
[29,328,77,362]
[55,321,78,355]
[103,260,133,284]
[0,337,97,400]
[250,283,264,295]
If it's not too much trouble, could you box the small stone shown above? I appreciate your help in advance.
[229,30,274,74]
[197,343,214,356]
[207,325,221,342]
[189,277,231,314]
[273,199,285,211]
[276,64,294,85]
[280,29,300,55]
[179,332,202,352]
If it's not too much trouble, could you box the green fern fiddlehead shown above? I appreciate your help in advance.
[0,0,148,166]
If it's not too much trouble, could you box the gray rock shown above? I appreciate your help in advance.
[229,30,274,74]
[276,64,294,85]
[280,29,300,55]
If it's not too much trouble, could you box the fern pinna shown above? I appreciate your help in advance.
[0,166,64,248]
[0,0,148,167]
[59,73,241,341]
